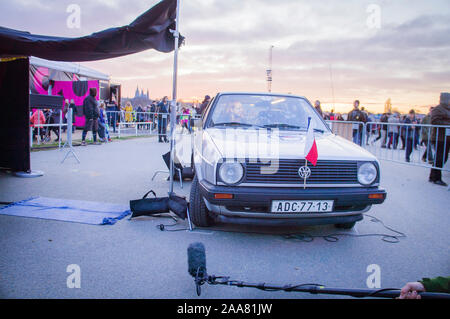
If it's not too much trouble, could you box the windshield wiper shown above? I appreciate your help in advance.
[299,128,326,133]
[263,124,303,130]
[263,124,326,133]
[212,122,255,127]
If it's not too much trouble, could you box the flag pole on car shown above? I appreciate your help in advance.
[304,117,318,189]
[303,160,308,189]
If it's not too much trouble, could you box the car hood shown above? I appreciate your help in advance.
[205,128,376,161]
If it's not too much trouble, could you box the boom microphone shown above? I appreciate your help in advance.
[186,242,450,299]
[187,242,208,296]
[187,242,207,278]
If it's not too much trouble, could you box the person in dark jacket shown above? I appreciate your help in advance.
[347,100,368,146]
[136,104,145,130]
[47,107,61,141]
[157,96,169,143]
[81,87,100,146]
[197,95,211,115]
[428,93,450,186]
[150,102,157,131]
[421,107,434,163]
[106,98,119,133]
[404,109,418,162]
[379,113,390,148]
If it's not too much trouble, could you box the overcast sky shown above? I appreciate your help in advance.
[1,0,450,112]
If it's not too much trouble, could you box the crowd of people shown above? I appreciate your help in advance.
[114,94,210,142]
[29,92,212,146]
[314,94,450,186]
[98,94,211,143]
[30,90,448,186]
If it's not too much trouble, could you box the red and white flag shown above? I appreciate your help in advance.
[304,118,318,166]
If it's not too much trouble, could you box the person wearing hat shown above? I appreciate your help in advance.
[428,93,450,186]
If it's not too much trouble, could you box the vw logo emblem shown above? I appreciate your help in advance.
[298,166,311,179]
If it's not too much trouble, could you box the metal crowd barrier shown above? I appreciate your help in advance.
[29,109,200,149]
[325,120,365,145]
[325,120,450,172]
[30,110,66,148]
[105,111,199,139]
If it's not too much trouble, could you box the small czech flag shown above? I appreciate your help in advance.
[304,117,318,166]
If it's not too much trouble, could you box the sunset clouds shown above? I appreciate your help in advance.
[1,0,449,112]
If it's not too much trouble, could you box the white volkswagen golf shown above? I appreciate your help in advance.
[189,92,386,229]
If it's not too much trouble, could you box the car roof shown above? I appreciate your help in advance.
[216,92,308,100]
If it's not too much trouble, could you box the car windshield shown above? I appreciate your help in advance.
[208,94,329,132]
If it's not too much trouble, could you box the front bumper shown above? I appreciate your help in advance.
[199,179,387,222]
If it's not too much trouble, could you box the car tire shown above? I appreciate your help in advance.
[189,175,213,227]
[334,222,356,229]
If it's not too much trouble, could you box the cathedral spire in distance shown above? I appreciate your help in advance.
[135,85,139,98]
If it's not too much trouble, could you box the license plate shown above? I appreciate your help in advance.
[271,200,334,213]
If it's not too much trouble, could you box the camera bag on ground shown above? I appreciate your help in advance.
[129,190,169,218]
[168,193,188,220]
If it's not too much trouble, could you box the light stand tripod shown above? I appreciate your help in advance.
[61,108,80,164]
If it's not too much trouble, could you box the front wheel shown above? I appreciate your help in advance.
[334,222,356,229]
[189,175,213,227]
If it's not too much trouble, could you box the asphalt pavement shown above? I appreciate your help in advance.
[0,135,449,298]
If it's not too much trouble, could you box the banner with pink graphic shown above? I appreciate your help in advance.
[52,80,99,128]
[29,66,99,128]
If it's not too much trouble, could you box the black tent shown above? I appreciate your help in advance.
[0,57,30,172]
[0,0,182,174]
[0,0,182,62]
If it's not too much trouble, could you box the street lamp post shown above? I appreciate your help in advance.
[169,0,181,194]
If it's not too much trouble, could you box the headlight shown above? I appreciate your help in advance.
[357,162,377,185]
[219,161,244,185]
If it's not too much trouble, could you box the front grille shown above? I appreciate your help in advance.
[243,159,358,184]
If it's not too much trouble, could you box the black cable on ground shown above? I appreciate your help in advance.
[131,213,188,232]
[157,212,406,243]
[128,212,187,231]
[156,222,188,232]
[283,213,406,243]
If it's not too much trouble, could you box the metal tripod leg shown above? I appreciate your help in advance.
[62,146,80,164]
[186,207,193,231]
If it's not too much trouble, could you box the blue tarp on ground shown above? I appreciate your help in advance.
[0,197,130,225]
